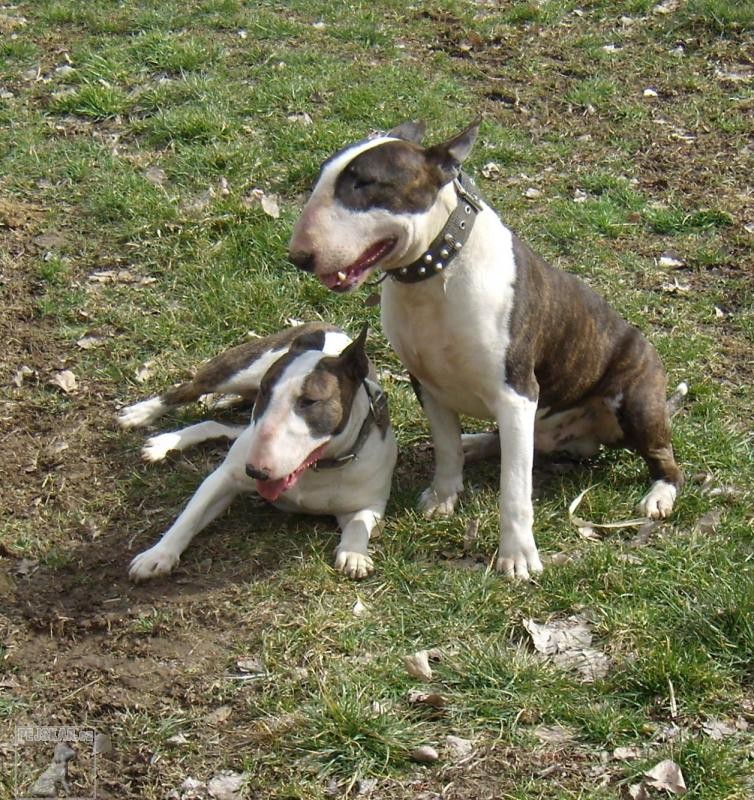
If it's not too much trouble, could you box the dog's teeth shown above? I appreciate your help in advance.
[337,271,347,281]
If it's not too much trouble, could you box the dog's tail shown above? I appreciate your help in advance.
[666,381,688,417]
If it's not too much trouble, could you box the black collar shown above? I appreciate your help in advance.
[313,380,388,471]
[384,172,484,284]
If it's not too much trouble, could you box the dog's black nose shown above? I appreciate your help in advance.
[246,465,270,481]
[289,250,316,273]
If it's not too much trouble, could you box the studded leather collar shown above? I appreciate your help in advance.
[312,379,389,471]
[385,172,484,284]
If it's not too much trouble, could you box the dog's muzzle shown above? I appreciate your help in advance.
[289,250,316,273]
[246,465,270,481]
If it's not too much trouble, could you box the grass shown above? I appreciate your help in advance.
[1,0,753,798]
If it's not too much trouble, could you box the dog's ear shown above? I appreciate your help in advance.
[337,324,370,382]
[425,118,481,184]
[388,121,426,143]
[290,330,327,352]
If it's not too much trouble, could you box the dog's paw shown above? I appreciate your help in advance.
[334,549,374,580]
[142,432,181,462]
[129,545,180,582]
[496,544,543,581]
[419,486,459,518]
[636,480,676,519]
[117,397,166,429]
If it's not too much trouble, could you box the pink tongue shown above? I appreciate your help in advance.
[256,476,291,503]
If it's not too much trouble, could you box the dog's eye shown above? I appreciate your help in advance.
[297,396,318,409]
[353,177,375,190]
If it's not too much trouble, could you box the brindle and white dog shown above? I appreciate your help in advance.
[118,324,396,581]
[289,121,684,580]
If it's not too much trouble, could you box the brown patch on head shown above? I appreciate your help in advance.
[297,328,371,437]
[334,140,446,214]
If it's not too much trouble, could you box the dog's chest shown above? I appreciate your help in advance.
[381,266,513,419]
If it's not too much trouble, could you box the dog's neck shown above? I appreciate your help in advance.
[384,173,483,284]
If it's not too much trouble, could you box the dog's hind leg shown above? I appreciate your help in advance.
[620,375,683,520]
[462,432,500,463]
[416,388,465,518]
[142,421,248,462]
[117,379,216,429]
[129,463,242,581]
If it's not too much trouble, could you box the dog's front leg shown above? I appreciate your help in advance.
[495,390,543,580]
[417,387,464,518]
[334,508,383,580]
[129,465,239,582]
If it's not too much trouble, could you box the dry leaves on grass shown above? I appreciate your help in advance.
[404,650,433,682]
[242,188,280,218]
[523,614,610,683]
[88,269,157,286]
[48,370,78,394]
[568,486,649,540]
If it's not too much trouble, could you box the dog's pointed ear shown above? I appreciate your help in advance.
[337,324,370,382]
[290,329,327,352]
[425,118,481,184]
[388,121,426,143]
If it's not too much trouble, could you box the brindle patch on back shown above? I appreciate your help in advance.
[162,322,338,408]
[334,141,444,214]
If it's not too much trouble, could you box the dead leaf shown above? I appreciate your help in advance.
[242,188,280,218]
[15,558,39,577]
[88,269,156,286]
[524,615,610,682]
[627,783,651,800]
[628,521,662,548]
[287,111,313,125]
[410,744,439,763]
[659,253,684,268]
[48,369,78,394]
[204,705,232,725]
[166,733,189,746]
[135,359,156,384]
[445,735,472,758]
[407,689,447,708]
[208,771,246,800]
[356,777,378,796]
[524,187,541,199]
[12,365,35,387]
[701,718,737,740]
[533,724,577,746]
[144,166,167,186]
[481,162,501,179]
[94,733,112,755]
[613,746,642,760]
[695,508,723,535]
[352,597,367,616]
[404,650,432,682]
[660,277,691,294]
[236,656,264,674]
[76,335,102,349]
[568,486,649,534]
[644,759,686,794]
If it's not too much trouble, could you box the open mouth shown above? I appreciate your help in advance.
[255,442,329,503]
[319,237,397,292]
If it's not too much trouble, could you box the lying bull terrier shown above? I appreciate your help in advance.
[118,323,396,581]
[289,120,684,580]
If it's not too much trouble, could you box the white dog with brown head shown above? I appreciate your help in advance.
[119,323,396,581]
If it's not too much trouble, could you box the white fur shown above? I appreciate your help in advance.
[117,397,166,428]
[142,422,247,462]
[637,480,676,519]
[128,345,397,582]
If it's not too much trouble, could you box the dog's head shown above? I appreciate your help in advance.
[246,326,370,502]
[289,120,480,292]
